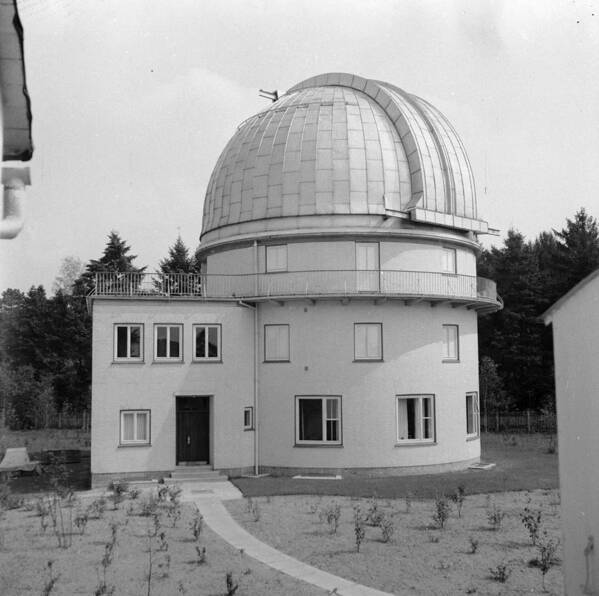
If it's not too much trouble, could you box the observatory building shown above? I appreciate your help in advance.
[90,73,501,485]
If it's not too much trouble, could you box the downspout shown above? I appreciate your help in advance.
[253,239,259,475]
[0,167,30,239]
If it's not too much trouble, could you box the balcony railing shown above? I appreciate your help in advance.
[92,271,501,309]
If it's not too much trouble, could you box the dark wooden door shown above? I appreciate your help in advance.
[176,396,209,464]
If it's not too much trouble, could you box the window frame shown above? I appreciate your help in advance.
[243,406,254,431]
[192,324,222,362]
[119,409,151,446]
[442,247,457,274]
[265,244,288,273]
[264,324,290,362]
[295,395,342,446]
[113,323,144,362]
[353,322,383,361]
[442,324,460,362]
[395,394,436,445]
[466,392,480,438]
[153,324,183,362]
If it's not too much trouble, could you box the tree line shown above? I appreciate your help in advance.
[2,209,599,429]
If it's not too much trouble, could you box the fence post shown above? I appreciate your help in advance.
[526,410,531,433]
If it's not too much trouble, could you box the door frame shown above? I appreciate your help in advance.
[175,395,212,465]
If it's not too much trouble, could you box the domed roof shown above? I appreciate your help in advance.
[201,73,485,242]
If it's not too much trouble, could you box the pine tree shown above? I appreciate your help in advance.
[159,236,194,273]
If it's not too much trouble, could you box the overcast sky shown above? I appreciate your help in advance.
[2,0,598,292]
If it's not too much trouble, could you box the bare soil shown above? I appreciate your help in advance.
[226,489,563,595]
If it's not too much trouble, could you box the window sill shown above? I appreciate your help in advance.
[442,359,460,364]
[191,359,223,364]
[243,427,255,432]
[152,360,185,364]
[394,441,436,447]
[263,359,290,363]
[466,434,480,442]
[118,443,151,448]
[353,359,383,363]
[294,443,343,448]
[112,360,144,365]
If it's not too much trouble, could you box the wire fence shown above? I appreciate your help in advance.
[481,410,556,434]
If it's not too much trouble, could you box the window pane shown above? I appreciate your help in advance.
[244,408,252,428]
[354,324,367,358]
[130,327,141,358]
[266,325,288,360]
[299,399,323,441]
[117,326,128,358]
[466,395,473,433]
[406,399,416,439]
[266,245,287,272]
[195,327,206,358]
[397,399,408,440]
[156,326,167,357]
[170,326,180,358]
[326,398,338,419]
[136,413,147,441]
[443,248,456,273]
[443,325,458,359]
[326,420,338,441]
[208,326,219,358]
[123,413,134,441]
[367,324,381,359]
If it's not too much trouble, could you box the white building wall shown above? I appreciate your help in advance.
[91,300,255,479]
[548,281,599,596]
[257,300,480,471]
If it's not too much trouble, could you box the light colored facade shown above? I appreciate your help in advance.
[90,73,501,485]
[543,271,599,596]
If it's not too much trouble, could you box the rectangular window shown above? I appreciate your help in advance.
[193,324,221,361]
[466,392,480,437]
[264,324,290,361]
[120,410,150,445]
[266,244,288,272]
[396,395,435,443]
[442,247,457,274]
[243,406,254,430]
[114,324,143,361]
[296,396,342,445]
[154,325,182,360]
[355,242,380,292]
[442,324,459,361]
[354,323,383,360]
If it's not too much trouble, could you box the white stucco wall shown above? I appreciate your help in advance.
[257,300,480,470]
[91,299,255,477]
[547,280,599,596]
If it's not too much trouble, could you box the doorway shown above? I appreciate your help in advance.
[176,396,210,464]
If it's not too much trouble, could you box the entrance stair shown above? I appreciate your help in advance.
[169,464,227,483]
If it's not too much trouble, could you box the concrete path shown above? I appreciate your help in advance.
[180,480,394,596]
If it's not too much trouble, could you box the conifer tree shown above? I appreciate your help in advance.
[159,236,194,273]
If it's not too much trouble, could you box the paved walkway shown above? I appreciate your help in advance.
[180,480,394,596]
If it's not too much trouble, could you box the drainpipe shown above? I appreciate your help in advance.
[253,239,259,475]
[0,167,30,239]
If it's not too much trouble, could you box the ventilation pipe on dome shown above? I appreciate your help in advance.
[0,167,30,239]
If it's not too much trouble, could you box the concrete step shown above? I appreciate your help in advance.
[169,467,227,482]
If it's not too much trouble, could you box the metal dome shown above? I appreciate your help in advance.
[201,73,485,242]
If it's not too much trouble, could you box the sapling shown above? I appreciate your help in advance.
[353,507,365,552]
[487,503,505,531]
[225,571,239,595]
[432,495,451,529]
[250,500,261,522]
[74,511,88,535]
[195,545,207,565]
[365,496,383,526]
[468,536,479,554]
[536,534,559,591]
[41,560,59,596]
[379,513,394,543]
[489,563,510,583]
[320,502,341,534]
[521,506,542,546]
[190,509,204,541]
[450,485,466,518]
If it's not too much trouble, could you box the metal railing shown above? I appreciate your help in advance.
[93,270,500,305]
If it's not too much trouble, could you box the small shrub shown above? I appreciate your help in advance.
[489,563,510,583]
[468,536,479,554]
[319,502,341,534]
[379,514,394,543]
[449,485,466,518]
[535,534,560,591]
[167,503,182,528]
[487,503,505,531]
[41,560,59,596]
[225,571,239,596]
[365,496,383,526]
[190,509,203,541]
[521,506,542,546]
[128,487,140,500]
[353,507,365,552]
[86,498,106,520]
[428,533,440,543]
[195,545,207,565]
[167,484,182,504]
[432,495,451,530]
[139,493,159,517]
[74,512,88,535]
